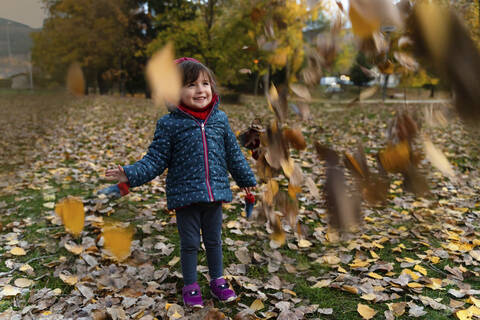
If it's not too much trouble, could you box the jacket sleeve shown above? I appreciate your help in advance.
[224,114,257,188]
[122,118,171,188]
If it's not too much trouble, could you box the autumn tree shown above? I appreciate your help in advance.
[32,0,141,94]
[147,0,310,92]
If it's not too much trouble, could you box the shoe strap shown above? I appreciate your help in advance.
[188,290,199,296]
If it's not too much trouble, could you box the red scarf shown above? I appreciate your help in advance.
[178,94,218,120]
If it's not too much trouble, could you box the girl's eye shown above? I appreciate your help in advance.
[203,82,210,86]
[188,83,195,87]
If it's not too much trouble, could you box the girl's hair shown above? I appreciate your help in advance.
[177,60,217,95]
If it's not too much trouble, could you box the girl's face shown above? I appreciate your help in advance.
[180,71,213,110]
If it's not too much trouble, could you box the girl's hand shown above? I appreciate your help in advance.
[242,186,256,194]
[105,165,129,183]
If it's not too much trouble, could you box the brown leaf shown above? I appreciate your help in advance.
[283,128,307,150]
[411,2,480,122]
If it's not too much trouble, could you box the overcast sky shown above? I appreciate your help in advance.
[0,0,46,28]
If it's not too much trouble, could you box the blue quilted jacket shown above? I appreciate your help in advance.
[122,99,257,209]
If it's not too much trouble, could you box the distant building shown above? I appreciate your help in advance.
[0,18,37,87]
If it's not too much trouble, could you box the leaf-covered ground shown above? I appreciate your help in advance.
[0,92,479,319]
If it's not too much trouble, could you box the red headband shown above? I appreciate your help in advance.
[174,57,201,64]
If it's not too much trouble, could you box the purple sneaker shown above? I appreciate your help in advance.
[210,278,237,302]
[182,282,204,308]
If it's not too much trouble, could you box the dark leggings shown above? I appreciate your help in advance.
[175,202,223,285]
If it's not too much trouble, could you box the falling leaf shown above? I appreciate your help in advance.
[305,177,320,200]
[250,299,265,311]
[349,0,381,38]
[289,84,311,101]
[423,136,456,181]
[102,223,134,261]
[55,196,85,237]
[359,86,378,101]
[379,141,410,173]
[283,128,306,150]
[357,303,377,319]
[9,247,26,256]
[146,42,182,107]
[66,62,85,96]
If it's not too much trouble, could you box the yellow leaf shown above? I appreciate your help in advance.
[426,278,443,290]
[407,282,423,288]
[370,250,379,259]
[343,285,359,294]
[312,279,331,288]
[19,264,33,273]
[349,0,380,38]
[338,266,348,273]
[43,202,55,209]
[42,311,52,316]
[357,303,377,320]
[430,256,440,264]
[281,158,294,178]
[361,293,377,301]
[414,264,428,276]
[379,141,410,173]
[283,289,296,296]
[368,272,383,280]
[146,42,182,107]
[168,256,180,266]
[323,255,341,265]
[288,183,302,200]
[170,311,182,319]
[423,135,456,180]
[55,197,85,237]
[64,242,83,255]
[250,299,264,311]
[456,305,480,320]
[402,269,420,281]
[59,274,78,286]
[298,239,312,248]
[66,62,85,96]
[14,278,33,288]
[350,260,370,268]
[468,296,480,308]
[1,285,21,297]
[102,223,134,261]
[9,247,26,256]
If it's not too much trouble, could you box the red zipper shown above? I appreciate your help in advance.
[178,109,215,202]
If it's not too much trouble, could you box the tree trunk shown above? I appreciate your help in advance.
[97,71,107,95]
[254,72,260,96]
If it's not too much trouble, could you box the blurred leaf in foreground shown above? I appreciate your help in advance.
[55,196,85,237]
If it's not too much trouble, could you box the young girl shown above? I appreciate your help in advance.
[101,57,257,308]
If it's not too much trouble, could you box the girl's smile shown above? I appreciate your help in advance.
[180,72,213,110]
